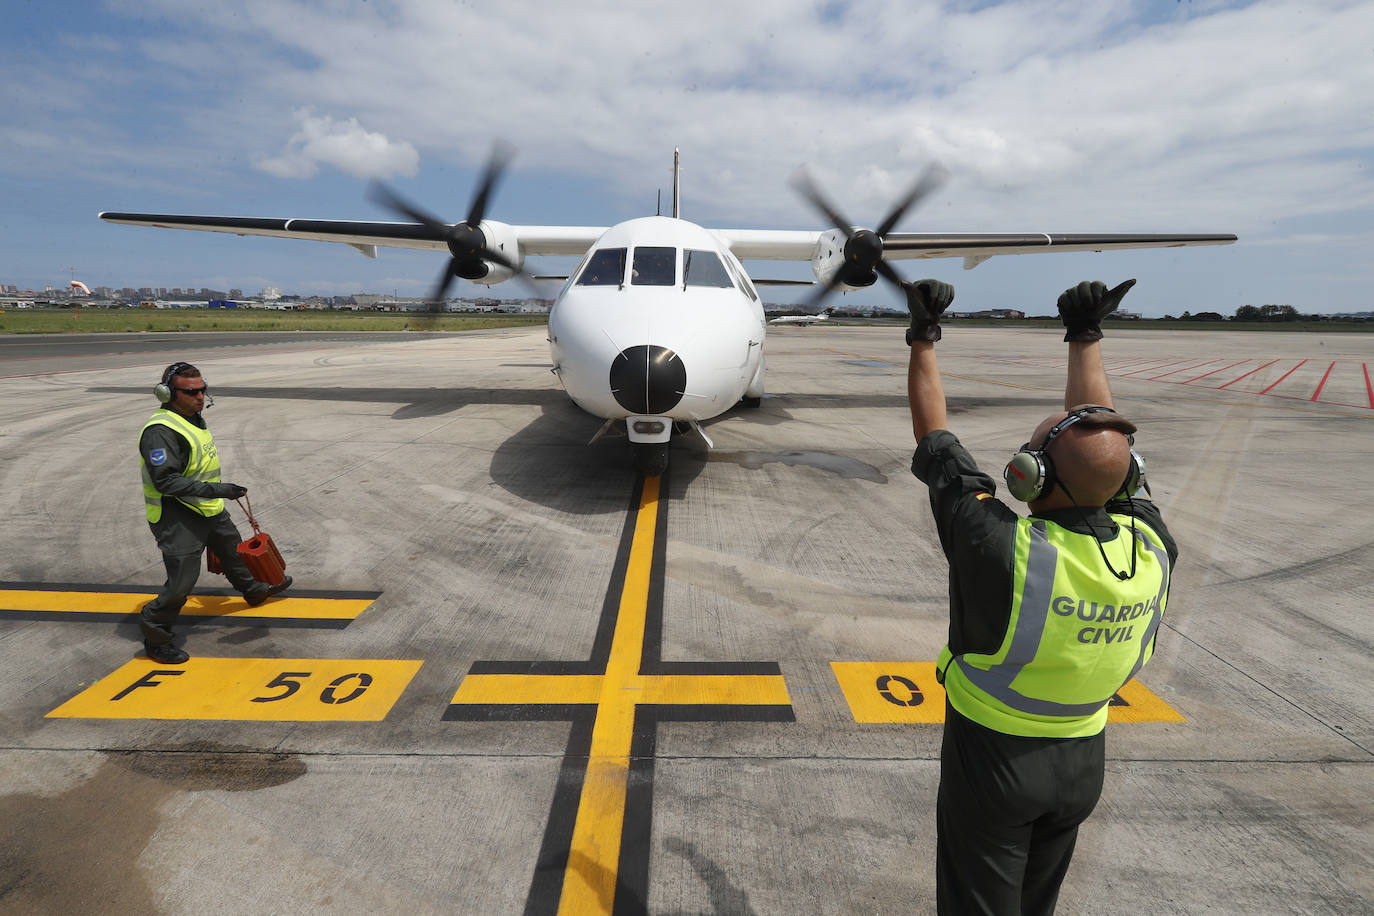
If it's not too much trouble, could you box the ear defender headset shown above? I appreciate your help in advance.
[1003,406,1147,581]
[1003,406,1144,503]
[154,361,203,405]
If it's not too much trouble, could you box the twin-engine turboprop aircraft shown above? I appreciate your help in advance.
[100,148,1235,475]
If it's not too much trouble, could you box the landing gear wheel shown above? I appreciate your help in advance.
[633,442,670,477]
[740,395,762,408]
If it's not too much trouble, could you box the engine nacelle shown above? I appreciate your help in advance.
[459,219,524,286]
[809,228,878,291]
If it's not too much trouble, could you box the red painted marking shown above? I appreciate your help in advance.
[1365,364,1373,409]
[1311,361,1337,402]
[1183,360,1249,384]
[1119,359,1190,377]
[1259,359,1308,395]
[1217,358,1281,389]
[1145,359,1219,381]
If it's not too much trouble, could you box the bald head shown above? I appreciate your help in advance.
[1028,406,1135,508]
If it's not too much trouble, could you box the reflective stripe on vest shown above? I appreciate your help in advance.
[139,410,224,522]
[940,515,1170,738]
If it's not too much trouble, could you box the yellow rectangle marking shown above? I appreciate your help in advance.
[831,662,1184,724]
[47,657,422,721]
[2,588,374,621]
[1110,678,1187,723]
[832,662,947,723]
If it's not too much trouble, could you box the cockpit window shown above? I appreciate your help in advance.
[631,247,676,286]
[683,249,735,288]
[576,248,627,286]
[723,256,759,301]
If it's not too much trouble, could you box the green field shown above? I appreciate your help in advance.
[0,307,549,334]
[1,307,1368,335]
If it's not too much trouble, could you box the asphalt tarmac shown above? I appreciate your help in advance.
[1,326,1370,914]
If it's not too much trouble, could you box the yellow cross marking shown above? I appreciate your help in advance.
[448,475,792,914]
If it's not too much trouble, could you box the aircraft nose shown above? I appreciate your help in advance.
[609,345,686,414]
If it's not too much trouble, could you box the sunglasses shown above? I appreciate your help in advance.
[175,385,209,396]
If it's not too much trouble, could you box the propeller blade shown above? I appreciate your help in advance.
[428,260,458,308]
[876,163,949,237]
[790,167,857,240]
[466,140,516,227]
[368,182,451,238]
[874,257,907,290]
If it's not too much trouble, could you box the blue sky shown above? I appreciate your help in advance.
[3,0,1372,317]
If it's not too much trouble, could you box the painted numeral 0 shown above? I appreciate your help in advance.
[875,674,923,707]
[250,671,373,705]
[320,672,373,705]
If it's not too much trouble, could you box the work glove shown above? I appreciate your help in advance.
[1058,279,1136,342]
[215,483,248,499]
[905,279,955,344]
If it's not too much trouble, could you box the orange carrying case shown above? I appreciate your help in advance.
[206,498,287,586]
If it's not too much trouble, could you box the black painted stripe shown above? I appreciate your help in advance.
[0,609,351,630]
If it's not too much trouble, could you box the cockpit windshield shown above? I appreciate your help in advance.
[683,249,735,289]
[631,247,676,286]
[575,248,627,286]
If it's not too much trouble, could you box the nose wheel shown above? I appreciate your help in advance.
[633,442,670,477]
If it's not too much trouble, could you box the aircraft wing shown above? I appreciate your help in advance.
[98,213,608,258]
[718,229,1237,266]
[99,212,1234,272]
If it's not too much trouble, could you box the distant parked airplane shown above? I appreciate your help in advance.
[769,307,834,327]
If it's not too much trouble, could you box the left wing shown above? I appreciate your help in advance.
[98,213,608,259]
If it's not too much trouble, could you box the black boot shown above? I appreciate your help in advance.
[245,574,293,607]
[145,640,189,664]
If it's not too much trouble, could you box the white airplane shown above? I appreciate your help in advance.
[769,306,834,327]
[100,148,1236,476]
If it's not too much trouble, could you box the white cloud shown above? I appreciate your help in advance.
[256,109,419,179]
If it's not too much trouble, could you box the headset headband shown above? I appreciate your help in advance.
[162,361,195,386]
[1036,406,1136,451]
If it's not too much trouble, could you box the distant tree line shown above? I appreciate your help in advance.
[1234,304,1302,321]
[1154,305,1365,322]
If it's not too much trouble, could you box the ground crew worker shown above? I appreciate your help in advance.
[138,362,291,663]
[904,279,1178,915]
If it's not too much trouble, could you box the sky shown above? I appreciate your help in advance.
[2,0,1372,317]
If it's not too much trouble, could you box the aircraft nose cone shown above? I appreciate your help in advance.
[609,345,686,414]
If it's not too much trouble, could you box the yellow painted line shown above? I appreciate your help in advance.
[562,472,659,916]
[1,588,374,621]
[447,473,791,913]
[451,674,607,705]
[47,657,422,721]
[831,661,1184,723]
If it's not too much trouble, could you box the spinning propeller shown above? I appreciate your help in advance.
[369,141,538,317]
[790,162,948,309]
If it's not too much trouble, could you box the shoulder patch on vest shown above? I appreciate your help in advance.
[148,448,167,466]
[974,491,991,501]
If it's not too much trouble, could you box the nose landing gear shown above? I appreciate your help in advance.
[633,442,670,477]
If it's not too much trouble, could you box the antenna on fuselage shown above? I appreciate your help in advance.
[672,147,680,219]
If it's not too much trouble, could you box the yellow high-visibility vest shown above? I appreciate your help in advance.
[937,514,1171,738]
[139,410,224,523]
